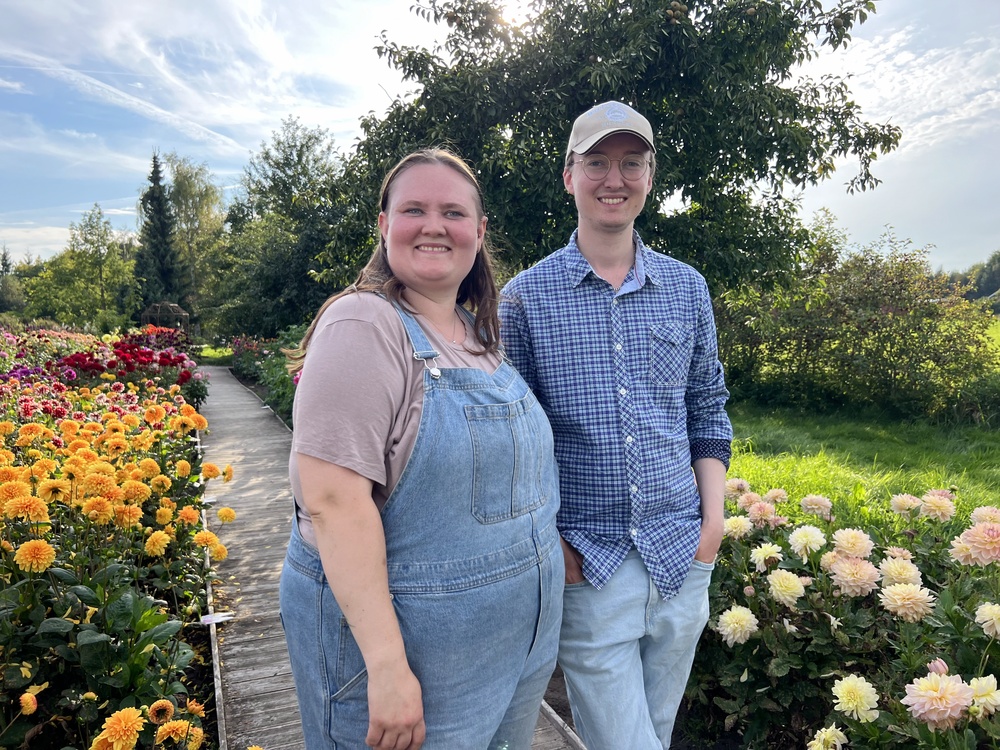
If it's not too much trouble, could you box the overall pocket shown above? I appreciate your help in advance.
[466,393,548,523]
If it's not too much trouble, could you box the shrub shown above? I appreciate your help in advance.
[228,326,304,425]
[719,228,1000,421]
[685,479,1000,748]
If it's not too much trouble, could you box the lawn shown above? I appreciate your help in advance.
[728,401,1000,520]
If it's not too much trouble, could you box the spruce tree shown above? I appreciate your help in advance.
[135,153,182,313]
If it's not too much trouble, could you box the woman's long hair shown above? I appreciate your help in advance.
[286,148,501,374]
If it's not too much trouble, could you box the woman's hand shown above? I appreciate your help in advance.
[366,660,426,749]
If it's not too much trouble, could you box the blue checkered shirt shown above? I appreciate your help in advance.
[499,230,733,599]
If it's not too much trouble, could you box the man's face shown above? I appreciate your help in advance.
[563,132,653,237]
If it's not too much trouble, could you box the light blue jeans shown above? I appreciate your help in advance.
[558,550,713,749]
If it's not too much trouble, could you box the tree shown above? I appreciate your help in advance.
[317,0,900,294]
[973,249,1000,300]
[20,205,136,330]
[0,244,26,314]
[163,152,226,322]
[211,118,342,336]
[136,153,185,312]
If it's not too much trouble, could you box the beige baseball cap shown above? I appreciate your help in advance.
[566,101,656,158]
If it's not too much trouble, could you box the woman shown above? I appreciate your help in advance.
[279,149,563,750]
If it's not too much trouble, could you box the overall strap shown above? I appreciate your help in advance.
[387,299,443,378]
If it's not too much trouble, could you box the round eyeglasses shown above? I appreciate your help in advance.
[573,154,650,181]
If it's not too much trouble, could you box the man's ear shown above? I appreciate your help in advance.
[563,167,575,195]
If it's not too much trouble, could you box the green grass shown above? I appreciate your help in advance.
[193,345,233,366]
[989,318,1000,351]
[728,402,1000,520]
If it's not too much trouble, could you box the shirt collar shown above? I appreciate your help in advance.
[563,229,660,289]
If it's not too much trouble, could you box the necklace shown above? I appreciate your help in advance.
[429,309,461,343]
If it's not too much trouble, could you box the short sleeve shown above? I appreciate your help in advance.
[291,297,410,486]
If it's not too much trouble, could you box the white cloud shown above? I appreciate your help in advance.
[0,225,70,262]
[0,77,26,92]
[0,113,150,177]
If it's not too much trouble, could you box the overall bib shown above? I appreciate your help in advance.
[280,301,563,750]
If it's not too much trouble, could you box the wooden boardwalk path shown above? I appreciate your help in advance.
[199,365,585,750]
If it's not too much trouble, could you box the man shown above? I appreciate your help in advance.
[499,101,733,749]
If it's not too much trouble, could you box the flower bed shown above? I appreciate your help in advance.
[0,326,233,749]
[687,481,1000,748]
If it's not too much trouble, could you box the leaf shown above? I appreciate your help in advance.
[47,567,79,584]
[104,592,136,633]
[76,629,112,647]
[36,618,75,635]
[67,585,101,607]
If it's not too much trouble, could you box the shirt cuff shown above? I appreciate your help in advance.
[690,438,731,470]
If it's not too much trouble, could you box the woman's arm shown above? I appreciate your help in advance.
[297,453,426,750]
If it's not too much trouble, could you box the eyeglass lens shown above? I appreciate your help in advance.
[579,156,648,181]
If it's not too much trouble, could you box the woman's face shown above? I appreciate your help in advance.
[378,162,487,298]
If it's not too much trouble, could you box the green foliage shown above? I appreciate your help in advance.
[229,326,304,423]
[719,222,1000,422]
[0,246,25,314]
[163,151,227,325]
[206,119,340,338]
[19,206,138,330]
[972,250,1000,313]
[136,153,186,312]
[192,345,233,366]
[315,0,900,294]
[206,214,323,338]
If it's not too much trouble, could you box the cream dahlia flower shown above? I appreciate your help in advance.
[832,528,874,559]
[975,602,1000,639]
[788,524,827,560]
[767,569,805,608]
[830,556,880,597]
[832,674,879,723]
[749,542,783,572]
[878,556,922,586]
[716,605,758,647]
[900,672,973,731]
[878,583,936,623]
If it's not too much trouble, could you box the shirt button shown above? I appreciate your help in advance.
[625,436,634,444]
[630,528,638,538]
[630,484,638,493]
[614,343,622,351]
[618,387,627,396]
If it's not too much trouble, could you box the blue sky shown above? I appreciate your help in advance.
[1,0,998,272]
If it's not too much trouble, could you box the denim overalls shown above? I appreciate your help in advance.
[280,301,563,749]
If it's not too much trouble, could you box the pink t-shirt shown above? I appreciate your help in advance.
[289,292,502,546]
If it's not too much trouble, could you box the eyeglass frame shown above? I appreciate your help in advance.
[570,154,652,182]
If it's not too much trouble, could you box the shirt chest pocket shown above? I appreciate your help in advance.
[465,394,549,524]
[648,323,694,387]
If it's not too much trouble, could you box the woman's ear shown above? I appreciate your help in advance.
[377,211,388,245]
